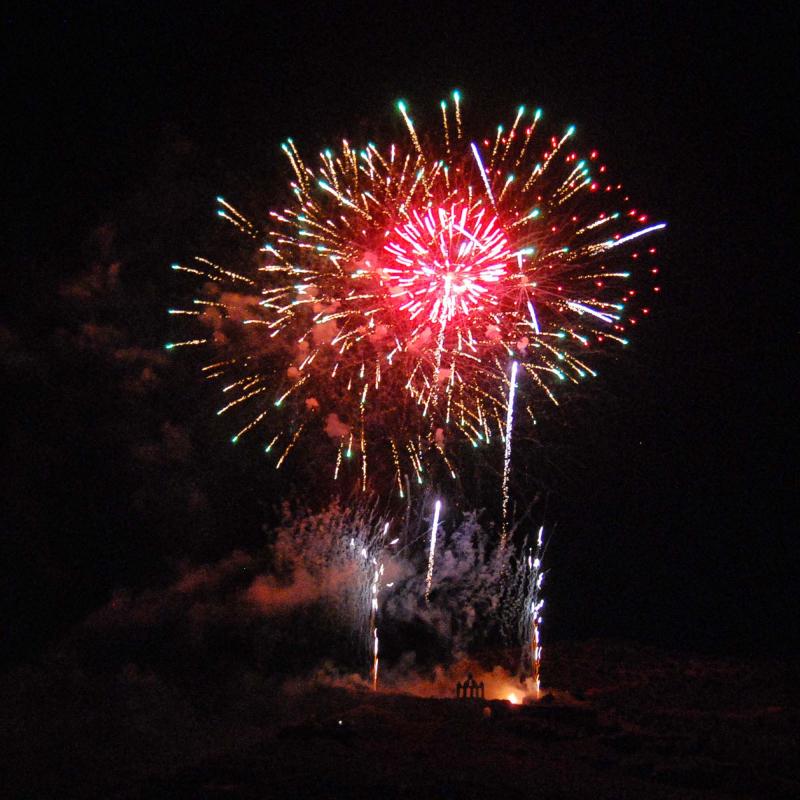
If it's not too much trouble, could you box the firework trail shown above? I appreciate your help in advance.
[272,502,391,675]
[490,522,548,693]
[370,521,389,690]
[500,360,518,548]
[424,498,442,603]
[168,93,665,500]
[519,525,547,694]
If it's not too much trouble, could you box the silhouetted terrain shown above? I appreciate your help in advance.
[3,640,797,799]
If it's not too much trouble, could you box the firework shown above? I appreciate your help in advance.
[519,526,547,694]
[168,93,665,498]
[424,498,442,603]
[500,360,518,547]
[370,521,389,690]
[272,501,390,676]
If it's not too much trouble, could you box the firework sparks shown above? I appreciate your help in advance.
[520,525,547,695]
[424,498,442,603]
[169,94,665,498]
[370,520,389,690]
[500,360,518,548]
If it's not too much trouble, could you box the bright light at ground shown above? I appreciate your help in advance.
[507,692,521,705]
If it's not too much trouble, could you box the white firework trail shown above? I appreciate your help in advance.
[424,498,442,603]
[271,502,391,678]
[370,521,389,690]
[519,525,547,695]
[500,360,519,549]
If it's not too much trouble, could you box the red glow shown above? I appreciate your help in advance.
[383,203,511,325]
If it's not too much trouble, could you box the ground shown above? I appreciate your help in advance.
[2,641,798,799]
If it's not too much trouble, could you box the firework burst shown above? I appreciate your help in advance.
[168,93,664,497]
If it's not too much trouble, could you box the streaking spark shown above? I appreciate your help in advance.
[425,498,442,603]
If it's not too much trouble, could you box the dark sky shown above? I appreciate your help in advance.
[1,4,795,662]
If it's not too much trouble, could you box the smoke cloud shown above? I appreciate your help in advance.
[61,502,538,694]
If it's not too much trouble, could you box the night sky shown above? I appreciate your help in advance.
[2,4,794,666]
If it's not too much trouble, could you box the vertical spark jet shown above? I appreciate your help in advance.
[500,361,519,549]
[370,521,389,690]
[370,560,382,690]
[530,525,545,697]
[424,499,442,603]
[517,525,546,697]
